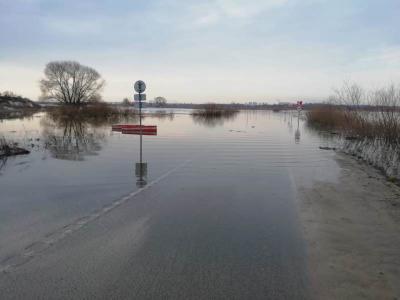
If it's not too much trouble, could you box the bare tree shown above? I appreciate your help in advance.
[40,61,105,105]
[122,98,131,106]
[371,85,400,144]
[154,96,167,107]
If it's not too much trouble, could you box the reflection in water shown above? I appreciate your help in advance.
[111,124,153,188]
[147,110,174,121]
[0,157,7,173]
[287,113,293,134]
[295,114,301,144]
[0,109,39,121]
[295,128,301,144]
[191,113,238,128]
[41,116,106,161]
[135,133,147,188]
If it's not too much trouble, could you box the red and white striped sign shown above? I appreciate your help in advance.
[112,124,157,131]
[296,101,304,111]
[112,124,157,135]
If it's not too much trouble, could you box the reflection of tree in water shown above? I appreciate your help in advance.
[0,157,7,173]
[148,110,174,121]
[191,114,238,128]
[41,115,106,161]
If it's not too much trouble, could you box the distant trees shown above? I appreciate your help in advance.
[154,96,167,107]
[122,98,131,106]
[40,61,105,105]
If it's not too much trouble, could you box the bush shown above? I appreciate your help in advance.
[47,102,138,125]
[192,103,239,117]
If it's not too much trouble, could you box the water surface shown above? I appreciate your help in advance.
[0,110,340,298]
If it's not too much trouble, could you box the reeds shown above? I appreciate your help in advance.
[307,83,400,146]
[306,106,346,130]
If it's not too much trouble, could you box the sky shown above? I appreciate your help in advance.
[0,0,400,103]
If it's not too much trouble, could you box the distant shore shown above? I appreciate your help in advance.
[0,95,40,119]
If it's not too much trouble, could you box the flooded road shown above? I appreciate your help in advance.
[0,110,342,298]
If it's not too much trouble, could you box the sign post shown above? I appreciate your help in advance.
[111,81,156,188]
[295,101,304,143]
[296,101,304,121]
[134,80,147,187]
[134,80,147,129]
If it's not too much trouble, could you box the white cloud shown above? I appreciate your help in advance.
[216,0,289,18]
[192,0,289,27]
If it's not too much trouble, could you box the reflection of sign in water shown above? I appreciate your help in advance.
[295,128,300,144]
[135,163,147,177]
[135,162,147,188]
[111,124,157,188]
[295,110,301,144]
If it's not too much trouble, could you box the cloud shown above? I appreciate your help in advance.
[192,0,289,27]
[216,0,289,18]
[355,47,400,67]
[1,0,400,102]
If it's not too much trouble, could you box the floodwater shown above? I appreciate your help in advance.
[0,110,340,299]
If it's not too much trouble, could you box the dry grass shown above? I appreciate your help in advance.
[306,106,347,129]
[307,83,400,146]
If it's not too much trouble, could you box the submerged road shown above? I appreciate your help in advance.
[2,112,399,299]
[0,155,309,299]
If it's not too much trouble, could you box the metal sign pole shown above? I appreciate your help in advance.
[139,91,143,165]
[139,91,142,127]
[133,80,148,188]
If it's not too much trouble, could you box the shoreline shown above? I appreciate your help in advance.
[298,152,400,299]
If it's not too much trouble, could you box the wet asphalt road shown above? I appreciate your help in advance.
[0,156,309,299]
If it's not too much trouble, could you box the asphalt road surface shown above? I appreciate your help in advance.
[0,157,309,299]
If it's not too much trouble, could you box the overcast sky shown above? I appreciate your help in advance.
[1,0,399,103]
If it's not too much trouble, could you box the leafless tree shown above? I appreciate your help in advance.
[332,82,365,107]
[154,96,167,107]
[122,98,131,106]
[40,61,105,105]
[371,85,400,144]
